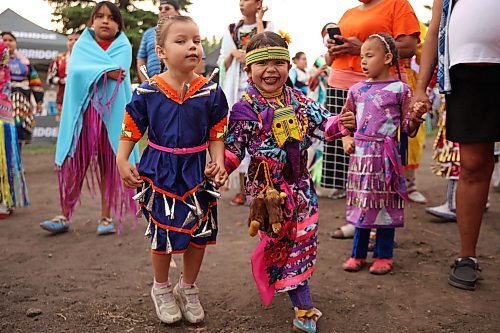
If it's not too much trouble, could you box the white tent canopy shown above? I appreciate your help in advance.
[0,8,67,64]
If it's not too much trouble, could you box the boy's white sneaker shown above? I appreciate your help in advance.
[173,283,205,323]
[151,285,182,324]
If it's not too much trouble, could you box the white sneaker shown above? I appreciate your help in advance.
[426,203,456,221]
[173,283,205,323]
[408,190,427,204]
[151,285,182,324]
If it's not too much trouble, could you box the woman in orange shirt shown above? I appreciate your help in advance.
[324,0,420,239]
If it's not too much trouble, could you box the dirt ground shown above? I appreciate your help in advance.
[1,142,499,333]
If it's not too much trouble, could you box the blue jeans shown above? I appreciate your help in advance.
[351,227,395,259]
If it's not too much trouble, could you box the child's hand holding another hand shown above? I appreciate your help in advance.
[411,101,429,124]
[204,161,220,180]
[340,111,356,130]
[342,136,355,155]
[215,169,228,189]
[204,161,228,189]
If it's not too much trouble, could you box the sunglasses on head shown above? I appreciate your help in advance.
[159,5,173,11]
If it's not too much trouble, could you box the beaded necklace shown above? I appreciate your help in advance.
[244,81,308,146]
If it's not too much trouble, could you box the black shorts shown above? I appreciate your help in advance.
[446,64,500,143]
[16,125,32,144]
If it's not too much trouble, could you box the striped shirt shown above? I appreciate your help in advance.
[137,27,161,77]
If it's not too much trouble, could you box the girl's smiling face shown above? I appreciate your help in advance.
[247,58,291,93]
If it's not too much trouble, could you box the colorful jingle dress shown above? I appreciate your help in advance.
[224,82,349,306]
[121,76,228,254]
[344,80,411,228]
[431,97,460,179]
[8,51,43,144]
[0,42,29,214]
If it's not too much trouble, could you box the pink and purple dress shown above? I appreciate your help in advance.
[224,82,349,306]
[344,80,411,229]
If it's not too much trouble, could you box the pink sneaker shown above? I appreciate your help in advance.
[342,257,366,272]
[369,258,394,275]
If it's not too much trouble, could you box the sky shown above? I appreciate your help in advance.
[0,0,433,60]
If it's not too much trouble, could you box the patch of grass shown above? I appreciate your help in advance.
[138,136,148,151]
[24,145,56,154]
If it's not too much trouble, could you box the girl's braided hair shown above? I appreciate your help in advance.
[155,15,195,72]
[367,32,401,80]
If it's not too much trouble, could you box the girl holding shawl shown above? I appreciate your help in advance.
[223,31,355,333]
[40,1,139,235]
[0,41,29,218]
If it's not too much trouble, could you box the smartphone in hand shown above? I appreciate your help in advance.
[327,27,344,45]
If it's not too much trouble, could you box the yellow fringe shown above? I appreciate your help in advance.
[0,122,14,207]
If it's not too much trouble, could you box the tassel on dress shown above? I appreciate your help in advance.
[133,183,150,202]
[163,194,171,217]
[170,198,176,219]
[144,216,152,237]
[165,229,173,254]
[146,189,155,211]
[151,223,158,249]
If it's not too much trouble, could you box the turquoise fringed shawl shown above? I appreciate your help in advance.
[55,28,139,166]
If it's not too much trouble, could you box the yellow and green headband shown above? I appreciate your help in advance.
[245,46,290,66]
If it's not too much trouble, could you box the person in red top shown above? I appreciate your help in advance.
[324,0,420,240]
[47,33,80,121]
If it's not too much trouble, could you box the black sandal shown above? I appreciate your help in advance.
[448,257,480,291]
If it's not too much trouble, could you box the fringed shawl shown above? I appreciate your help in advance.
[55,28,139,166]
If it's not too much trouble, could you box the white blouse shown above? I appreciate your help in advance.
[448,0,500,67]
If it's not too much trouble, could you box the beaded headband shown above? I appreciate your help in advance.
[369,34,391,52]
[245,46,290,66]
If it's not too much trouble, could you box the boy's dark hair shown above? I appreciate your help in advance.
[87,1,126,33]
[245,31,289,54]
[367,32,401,80]
[0,31,16,41]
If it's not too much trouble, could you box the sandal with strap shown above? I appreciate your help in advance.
[96,217,116,235]
[40,215,70,234]
[292,307,322,333]
[448,257,480,291]
[342,257,366,272]
[369,258,394,275]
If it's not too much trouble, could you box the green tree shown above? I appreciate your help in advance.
[201,35,221,55]
[44,0,192,81]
